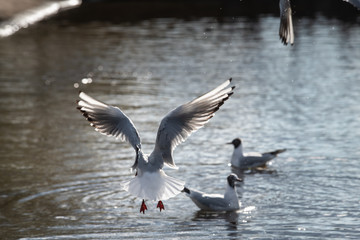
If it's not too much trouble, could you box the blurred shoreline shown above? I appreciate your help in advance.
[54,0,359,22]
[0,0,358,37]
[0,0,81,37]
[1,0,359,22]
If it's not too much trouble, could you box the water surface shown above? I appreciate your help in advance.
[0,15,360,239]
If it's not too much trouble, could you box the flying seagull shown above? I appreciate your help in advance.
[77,79,235,213]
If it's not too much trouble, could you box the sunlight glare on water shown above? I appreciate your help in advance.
[0,15,360,239]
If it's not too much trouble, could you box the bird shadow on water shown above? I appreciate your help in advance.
[231,166,278,179]
[190,207,257,240]
[192,210,240,226]
[191,209,256,238]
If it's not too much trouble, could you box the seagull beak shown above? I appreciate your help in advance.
[226,142,232,145]
[235,177,243,182]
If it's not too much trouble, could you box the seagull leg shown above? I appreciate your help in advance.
[157,200,165,212]
[140,199,147,214]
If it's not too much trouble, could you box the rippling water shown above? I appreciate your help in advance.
[1,15,360,239]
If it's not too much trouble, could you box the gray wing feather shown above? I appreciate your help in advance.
[77,92,141,153]
[279,0,294,45]
[242,156,273,168]
[186,188,228,210]
[151,79,235,168]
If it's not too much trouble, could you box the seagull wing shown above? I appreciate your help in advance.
[150,79,235,168]
[77,92,141,164]
[343,0,360,9]
[279,0,294,45]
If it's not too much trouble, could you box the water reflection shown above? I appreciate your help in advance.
[193,210,240,225]
[231,166,278,178]
[191,206,256,239]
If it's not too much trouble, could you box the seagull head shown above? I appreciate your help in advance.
[227,138,242,148]
[227,173,242,188]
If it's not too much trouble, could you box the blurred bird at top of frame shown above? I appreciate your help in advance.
[279,0,360,46]
[279,0,294,45]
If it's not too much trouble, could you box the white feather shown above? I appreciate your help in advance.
[122,170,185,201]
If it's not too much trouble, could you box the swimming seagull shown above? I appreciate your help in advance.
[77,79,235,213]
[278,0,360,46]
[228,138,286,170]
[183,174,242,211]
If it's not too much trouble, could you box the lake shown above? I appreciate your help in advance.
[0,11,360,239]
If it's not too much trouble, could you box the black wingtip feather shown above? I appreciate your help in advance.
[281,39,288,45]
[182,187,190,194]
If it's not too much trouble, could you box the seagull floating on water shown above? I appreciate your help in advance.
[77,79,235,213]
[183,174,242,211]
[228,138,286,170]
[279,0,360,45]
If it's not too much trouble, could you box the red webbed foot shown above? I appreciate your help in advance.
[157,200,165,212]
[140,199,147,214]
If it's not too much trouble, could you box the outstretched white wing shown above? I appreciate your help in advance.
[77,92,141,153]
[343,0,360,9]
[151,79,235,169]
[279,0,294,45]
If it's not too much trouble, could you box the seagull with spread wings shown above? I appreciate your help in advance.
[77,79,235,213]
